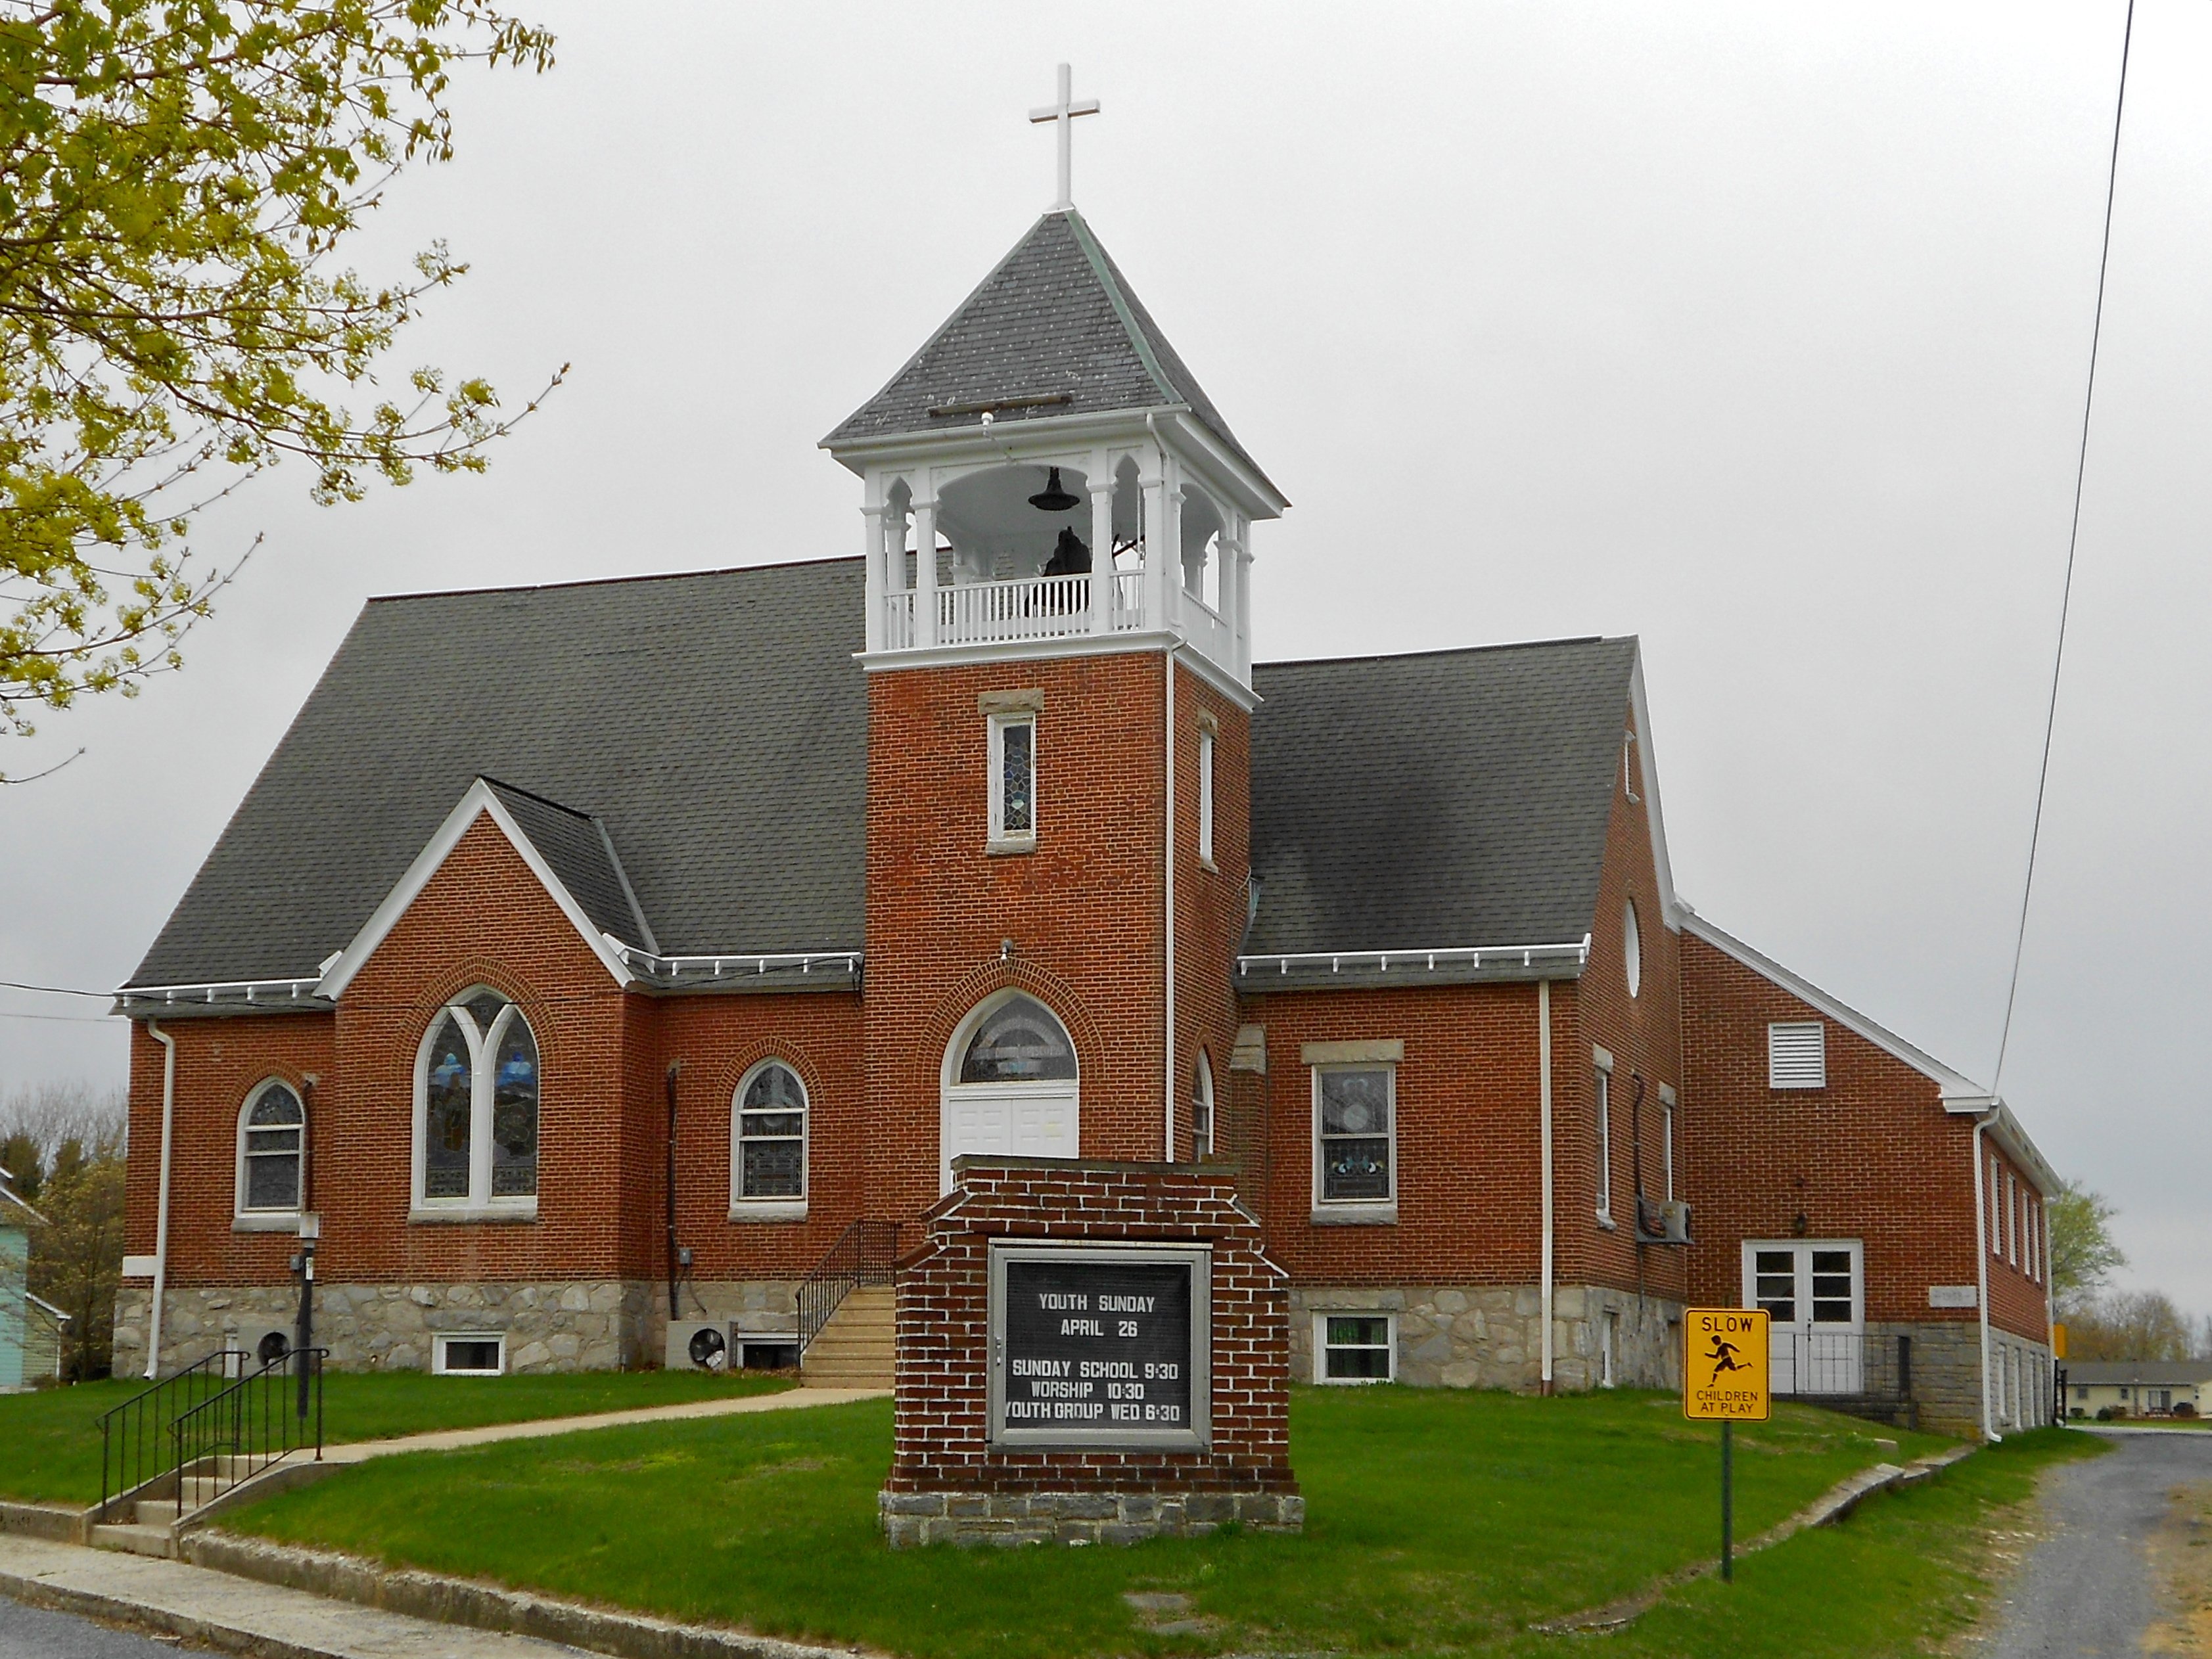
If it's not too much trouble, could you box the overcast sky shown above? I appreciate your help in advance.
[3,1,2203,1313]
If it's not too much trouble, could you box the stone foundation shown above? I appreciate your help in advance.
[881,1487,1306,1548]
[1290,1284,1684,1392]
[113,1279,655,1377]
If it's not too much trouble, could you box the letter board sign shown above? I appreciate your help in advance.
[988,1243,1211,1449]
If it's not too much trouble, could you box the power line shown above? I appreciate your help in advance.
[0,980,112,1000]
[1993,0,2136,1098]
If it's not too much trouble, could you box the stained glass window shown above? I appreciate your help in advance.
[737,1062,806,1201]
[1191,1053,1214,1160]
[241,1083,304,1212]
[417,990,538,1208]
[1318,1066,1393,1202]
[959,993,1076,1083]
[423,1014,473,1199]
[991,714,1035,841]
[490,1018,539,1198]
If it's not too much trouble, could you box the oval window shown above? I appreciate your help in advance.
[1624,899,1642,999]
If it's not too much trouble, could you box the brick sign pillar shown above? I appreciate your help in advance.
[881,1156,1302,1547]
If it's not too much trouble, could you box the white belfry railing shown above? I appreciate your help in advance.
[883,570,1153,652]
[1182,592,1232,664]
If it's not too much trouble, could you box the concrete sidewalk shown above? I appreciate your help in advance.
[312,1384,888,1465]
[0,1532,590,1657]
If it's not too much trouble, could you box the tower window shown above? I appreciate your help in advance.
[989,714,1036,848]
[1198,727,1216,867]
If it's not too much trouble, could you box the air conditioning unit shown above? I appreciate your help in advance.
[1636,1197,1693,1245]
[665,1319,735,1372]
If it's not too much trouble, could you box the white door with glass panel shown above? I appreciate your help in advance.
[1743,1240,1863,1394]
[940,991,1080,1193]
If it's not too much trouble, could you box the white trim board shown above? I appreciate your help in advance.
[1680,908,2060,1195]
[1626,648,1682,932]
[317,778,639,1000]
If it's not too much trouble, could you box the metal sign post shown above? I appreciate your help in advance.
[1683,1307,1770,1585]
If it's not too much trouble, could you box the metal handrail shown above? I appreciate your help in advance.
[97,1349,249,1522]
[796,1219,900,1353]
[170,1347,326,1518]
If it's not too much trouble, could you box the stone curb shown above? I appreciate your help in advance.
[183,1532,884,1659]
[0,1558,344,1659]
[1534,1441,1980,1633]
[0,1498,90,1545]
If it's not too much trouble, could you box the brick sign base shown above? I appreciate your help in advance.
[881,1156,1302,1547]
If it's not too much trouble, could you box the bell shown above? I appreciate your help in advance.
[1028,466,1080,513]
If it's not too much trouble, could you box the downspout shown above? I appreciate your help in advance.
[1971,1107,2000,1442]
[665,1064,682,1323]
[1153,410,1176,1165]
[145,1020,177,1380]
[1164,643,1177,1162]
[1539,980,1554,1394]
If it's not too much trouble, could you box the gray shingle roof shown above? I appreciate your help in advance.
[1243,638,1638,961]
[480,779,653,952]
[127,560,869,989]
[821,210,1274,492]
[129,564,1637,997]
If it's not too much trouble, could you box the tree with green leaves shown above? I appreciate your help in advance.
[0,0,561,766]
[2048,1180,2127,1316]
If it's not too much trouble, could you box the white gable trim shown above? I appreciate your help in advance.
[316,779,638,1000]
[1626,650,1681,931]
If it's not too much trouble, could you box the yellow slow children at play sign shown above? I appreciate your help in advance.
[1684,1307,1770,1422]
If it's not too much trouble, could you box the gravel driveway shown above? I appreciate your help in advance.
[1973,1429,2212,1657]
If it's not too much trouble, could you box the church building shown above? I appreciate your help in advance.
[110,161,2056,1438]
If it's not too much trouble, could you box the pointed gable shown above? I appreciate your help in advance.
[822,209,1274,491]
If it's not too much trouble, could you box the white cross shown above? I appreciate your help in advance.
[1029,63,1099,213]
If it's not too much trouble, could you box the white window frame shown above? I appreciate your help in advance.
[1767,1022,1826,1089]
[1311,1062,1397,1216]
[2005,1172,2017,1265]
[1990,1154,2002,1257]
[234,1078,305,1229]
[431,1332,507,1376]
[1659,1084,1676,1202]
[987,712,1038,851]
[1197,727,1216,867]
[730,1058,809,1221]
[411,988,540,1221]
[1594,1054,1614,1225]
[1313,1310,1396,1384]
[1623,899,1642,998]
[1191,1049,1214,1162]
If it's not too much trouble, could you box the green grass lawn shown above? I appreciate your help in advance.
[224,1388,1962,1659]
[1596,1426,2107,1659]
[0,1369,793,1507]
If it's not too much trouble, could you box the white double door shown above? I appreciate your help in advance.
[940,1083,1079,1193]
[1744,1240,1864,1395]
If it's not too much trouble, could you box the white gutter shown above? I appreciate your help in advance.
[145,1020,177,1380]
[1238,939,1592,976]
[1971,1107,2000,1442]
[1539,979,1555,1392]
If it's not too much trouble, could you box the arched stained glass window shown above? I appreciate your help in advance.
[958,993,1076,1083]
[1191,1051,1215,1162]
[238,1081,304,1214]
[415,989,538,1210]
[735,1062,806,1204]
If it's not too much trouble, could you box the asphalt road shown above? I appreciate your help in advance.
[1975,1429,2212,1657]
[0,1595,202,1657]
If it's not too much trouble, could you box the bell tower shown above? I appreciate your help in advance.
[823,68,1287,1221]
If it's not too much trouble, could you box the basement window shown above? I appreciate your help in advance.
[740,1340,800,1372]
[432,1333,506,1376]
[1316,1313,1394,1383]
[1767,1022,1826,1090]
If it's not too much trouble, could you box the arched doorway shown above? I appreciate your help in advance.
[940,990,1080,1193]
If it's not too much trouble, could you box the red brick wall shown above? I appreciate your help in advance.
[1563,698,1688,1300]
[887,1159,1294,1495]
[1175,664,1250,1166]
[862,651,1249,1220]
[1679,931,2050,1342]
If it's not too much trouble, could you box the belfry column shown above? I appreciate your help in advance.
[1088,458,1115,635]
[1141,455,1175,633]
[913,488,939,648]
[862,493,889,653]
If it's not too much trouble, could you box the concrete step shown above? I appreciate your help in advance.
[90,1522,176,1559]
[802,1285,896,1389]
[134,1500,181,1528]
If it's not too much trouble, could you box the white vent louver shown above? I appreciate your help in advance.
[1768,1022,1826,1090]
